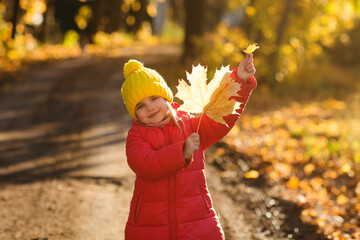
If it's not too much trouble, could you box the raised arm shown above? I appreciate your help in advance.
[191,55,257,150]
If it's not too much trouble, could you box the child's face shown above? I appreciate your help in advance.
[135,96,170,125]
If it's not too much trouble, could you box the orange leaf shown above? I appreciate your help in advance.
[286,176,300,189]
[215,147,226,156]
[245,170,259,179]
[336,194,349,205]
[304,163,316,175]
[310,177,323,191]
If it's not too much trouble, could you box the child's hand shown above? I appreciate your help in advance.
[183,133,200,159]
[236,53,256,82]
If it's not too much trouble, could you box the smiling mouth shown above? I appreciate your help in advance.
[148,111,159,118]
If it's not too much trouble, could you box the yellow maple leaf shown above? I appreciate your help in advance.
[175,64,241,130]
[243,43,259,54]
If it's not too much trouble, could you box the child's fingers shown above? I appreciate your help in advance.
[243,61,252,70]
[187,133,200,149]
[191,141,199,152]
[249,67,256,74]
[247,63,255,71]
[190,133,200,141]
[190,133,199,138]
[245,57,253,66]
[246,63,255,72]
[240,54,253,66]
[245,61,253,69]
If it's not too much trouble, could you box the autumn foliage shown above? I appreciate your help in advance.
[1,1,360,238]
[175,64,241,128]
[218,96,360,239]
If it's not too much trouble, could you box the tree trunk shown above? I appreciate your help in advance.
[183,0,205,60]
[239,0,256,33]
[107,0,124,33]
[54,0,81,33]
[269,0,295,84]
[10,0,20,39]
[86,0,105,43]
[126,0,149,34]
[276,0,294,48]
[169,0,185,25]
[38,0,54,43]
[203,0,226,32]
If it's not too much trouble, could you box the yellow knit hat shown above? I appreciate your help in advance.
[121,59,173,119]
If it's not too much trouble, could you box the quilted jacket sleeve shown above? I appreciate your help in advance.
[126,127,187,181]
[191,67,257,150]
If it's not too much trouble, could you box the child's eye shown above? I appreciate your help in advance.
[136,105,143,110]
[151,96,158,101]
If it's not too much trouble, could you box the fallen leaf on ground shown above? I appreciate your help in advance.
[245,169,259,179]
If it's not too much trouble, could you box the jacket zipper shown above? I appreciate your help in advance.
[169,175,177,240]
[162,127,177,240]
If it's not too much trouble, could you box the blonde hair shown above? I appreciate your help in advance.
[166,101,183,132]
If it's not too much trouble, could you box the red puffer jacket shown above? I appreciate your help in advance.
[125,70,256,240]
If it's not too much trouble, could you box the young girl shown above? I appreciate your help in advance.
[121,55,256,240]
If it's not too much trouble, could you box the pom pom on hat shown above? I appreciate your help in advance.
[121,59,173,119]
[123,60,143,78]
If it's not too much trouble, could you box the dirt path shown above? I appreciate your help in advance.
[0,56,136,239]
[1,50,293,240]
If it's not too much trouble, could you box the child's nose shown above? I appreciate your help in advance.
[147,104,155,112]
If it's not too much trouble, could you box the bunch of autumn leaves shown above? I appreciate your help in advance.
[175,43,259,131]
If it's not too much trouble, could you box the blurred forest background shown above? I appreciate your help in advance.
[2,0,360,96]
[1,0,360,239]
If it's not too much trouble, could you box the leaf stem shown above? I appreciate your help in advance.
[196,113,204,133]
